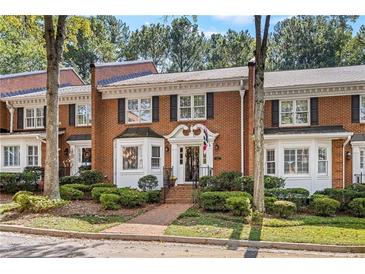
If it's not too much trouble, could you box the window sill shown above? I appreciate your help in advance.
[121,170,144,175]
[178,118,207,122]
[279,124,310,128]
[75,124,92,128]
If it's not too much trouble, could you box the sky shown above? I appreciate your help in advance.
[118,15,365,36]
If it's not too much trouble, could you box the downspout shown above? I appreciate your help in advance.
[240,86,246,175]
[342,135,352,189]
[6,101,14,133]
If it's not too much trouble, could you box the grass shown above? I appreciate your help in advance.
[21,215,129,233]
[164,208,365,245]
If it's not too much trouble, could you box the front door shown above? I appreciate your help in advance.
[359,148,365,183]
[76,146,92,173]
[184,146,200,182]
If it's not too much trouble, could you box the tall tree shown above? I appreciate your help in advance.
[43,15,67,199]
[168,16,206,72]
[253,15,270,212]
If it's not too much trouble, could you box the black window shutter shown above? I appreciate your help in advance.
[69,104,75,126]
[206,92,214,119]
[310,97,318,125]
[17,107,24,130]
[118,98,125,124]
[170,95,177,121]
[43,106,47,127]
[271,100,279,127]
[352,95,360,123]
[152,96,159,122]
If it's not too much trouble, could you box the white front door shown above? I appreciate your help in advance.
[71,145,91,175]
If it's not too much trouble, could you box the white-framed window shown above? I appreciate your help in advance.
[266,149,276,175]
[360,96,365,122]
[178,94,206,120]
[122,145,143,170]
[3,146,20,167]
[280,99,309,126]
[284,148,309,174]
[318,147,328,175]
[151,146,161,169]
[25,107,44,129]
[27,145,39,166]
[126,98,152,124]
[76,104,91,126]
[361,150,365,169]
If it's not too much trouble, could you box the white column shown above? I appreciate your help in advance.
[171,144,178,178]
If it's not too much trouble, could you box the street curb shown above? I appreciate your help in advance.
[0,224,364,253]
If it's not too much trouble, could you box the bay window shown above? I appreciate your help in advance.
[151,146,161,169]
[27,145,39,166]
[126,98,152,124]
[122,146,143,170]
[25,107,44,128]
[266,149,276,175]
[280,99,309,126]
[179,94,206,120]
[318,147,328,175]
[76,104,91,126]
[3,146,20,167]
[284,148,309,174]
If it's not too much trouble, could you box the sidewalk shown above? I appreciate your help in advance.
[102,203,192,235]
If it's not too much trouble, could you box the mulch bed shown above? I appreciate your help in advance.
[0,193,13,203]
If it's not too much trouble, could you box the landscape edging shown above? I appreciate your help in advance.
[0,224,364,253]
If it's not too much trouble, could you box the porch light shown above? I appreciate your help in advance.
[165,146,170,152]
[346,151,351,159]
[215,144,219,150]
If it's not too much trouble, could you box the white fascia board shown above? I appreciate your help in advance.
[264,132,353,140]
[0,133,45,139]
[66,140,92,146]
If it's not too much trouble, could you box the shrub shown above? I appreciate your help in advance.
[146,190,161,203]
[272,200,297,219]
[266,188,310,208]
[91,186,119,201]
[315,188,365,209]
[232,176,285,195]
[264,176,286,189]
[13,192,67,212]
[264,196,278,213]
[59,176,83,185]
[346,183,365,192]
[225,196,252,216]
[199,191,252,211]
[311,197,340,216]
[90,183,115,189]
[119,188,148,208]
[62,184,91,192]
[60,186,84,200]
[80,170,104,185]
[0,202,21,214]
[12,191,33,202]
[308,194,328,203]
[100,193,121,210]
[0,172,38,194]
[79,165,91,172]
[138,175,158,191]
[348,198,365,217]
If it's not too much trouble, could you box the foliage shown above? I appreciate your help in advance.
[225,196,252,216]
[346,183,365,192]
[91,186,119,201]
[100,193,121,210]
[12,191,33,202]
[199,171,242,192]
[314,188,365,209]
[264,196,278,213]
[348,198,365,217]
[13,192,68,212]
[59,175,83,185]
[138,175,158,191]
[199,191,252,211]
[80,170,104,185]
[118,188,148,208]
[146,190,161,204]
[0,202,21,214]
[60,186,84,200]
[90,183,115,189]
[234,175,286,195]
[266,188,310,208]
[310,197,340,217]
[23,166,43,180]
[62,184,91,192]
[272,200,297,219]
[0,172,38,194]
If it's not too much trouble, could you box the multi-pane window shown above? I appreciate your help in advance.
[280,99,309,126]
[361,150,365,169]
[179,147,184,165]
[266,149,276,175]
[151,146,161,169]
[3,146,20,167]
[126,98,152,124]
[25,107,44,128]
[179,95,206,120]
[76,104,91,126]
[318,147,328,175]
[27,146,39,166]
[122,146,143,170]
[284,148,309,174]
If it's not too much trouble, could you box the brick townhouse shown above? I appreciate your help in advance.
[1,61,365,194]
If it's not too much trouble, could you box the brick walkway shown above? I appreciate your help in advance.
[102,203,192,235]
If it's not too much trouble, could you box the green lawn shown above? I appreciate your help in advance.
[20,215,128,233]
[164,208,365,245]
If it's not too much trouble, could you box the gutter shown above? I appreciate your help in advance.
[343,135,352,189]
[240,85,246,175]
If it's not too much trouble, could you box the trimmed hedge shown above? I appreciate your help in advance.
[314,188,365,209]
[146,190,161,203]
[264,196,278,213]
[225,196,251,216]
[348,198,365,217]
[272,200,297,219]
[90,183,115,189]
[80,170,104,185]
[59,175,83,185]
[91,186,118,201]
[0,172,38,193]
[310,197,340,217]
[199,191,252,211]
[100,193,121,210]
[265,188,309,208]
[62,184,91,192]
[60,186,84,200]
[138,175,158,191]
[119,188,148,208]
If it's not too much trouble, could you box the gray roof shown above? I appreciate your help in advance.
[67,134,91,141]
[107,66,248,86]
[352,134,365,142]
[264,125,348,135]
[264,65,365,89]
[0,67,76,80]
[116,127,163,139]
[94,60,154,68]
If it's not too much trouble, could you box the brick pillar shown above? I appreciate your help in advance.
[244,60,255,176]
[332,139,344,188]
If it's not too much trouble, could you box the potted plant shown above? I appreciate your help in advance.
[169,176,177,188]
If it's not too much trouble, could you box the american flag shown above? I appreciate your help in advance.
[203,126,208,155]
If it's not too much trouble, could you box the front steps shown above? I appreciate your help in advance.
[165,184,194,204]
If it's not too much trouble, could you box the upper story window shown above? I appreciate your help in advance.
[76,104,91,126]
[25,107,44,129]
[280,99,309,126]
[178,94,206,120]
[360,96,365,122]
[126,98,152,124]
[3,146,20,167]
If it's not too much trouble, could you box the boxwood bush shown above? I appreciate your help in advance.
[60,186,84,200]
[138,175,158,191]
[314,188,365,209]
[264,196,278,214]
[119,188,148,208]
[225,196,251,216]
[90,183,115,189]
[62,184,91,192]
[59,175,83,185]
[310,197,340,216]
[91,186,119,201]
[0,172,39,193]
[80,170,104,185]
[265,188,309,208]
[348,198,365,217]
[199,191,252,211]
[146,190,161,203]
[272,200,297,219]
[100,193,121,210]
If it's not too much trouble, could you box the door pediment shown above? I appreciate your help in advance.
[164,124,218,144]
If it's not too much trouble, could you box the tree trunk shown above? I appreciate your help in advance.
[43,15,67,199]
[253,15,270,212]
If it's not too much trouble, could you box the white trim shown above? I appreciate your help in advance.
[75,103,92,127]
[178,94,206,121]
[24,106,44,129]
[125,97,152,124]
[279,98,310,127]
[265,132,353,140]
